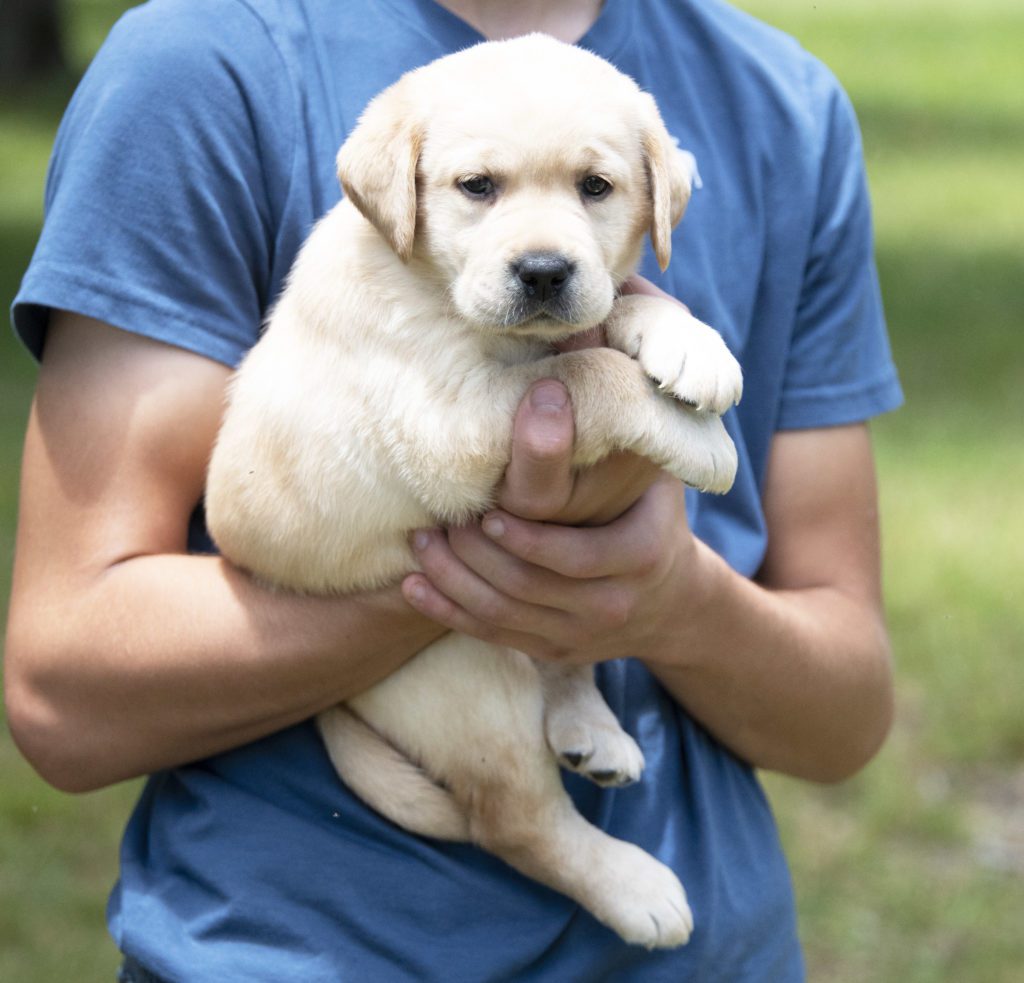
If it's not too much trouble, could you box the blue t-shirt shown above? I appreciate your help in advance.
[13,0,902,980]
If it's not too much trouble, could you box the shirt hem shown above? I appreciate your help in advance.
[12,263,252,368]
[775,368,903,430]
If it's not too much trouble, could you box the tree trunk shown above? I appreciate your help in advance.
[0,0,67,85]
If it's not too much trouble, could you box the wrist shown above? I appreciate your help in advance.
[644,535,733,671]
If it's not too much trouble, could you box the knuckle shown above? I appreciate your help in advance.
[632,538,663,578]
[501,565,534,602]
[513,529,547,564]
[475,594,510,626]
[596,590,633,631]
[569,619,601,648]
[535,643,567,663]
[510,499,554,523]
[498,486,565,523]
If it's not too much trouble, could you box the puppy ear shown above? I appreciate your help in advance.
[336,81,421,261]
[639,93,692,272]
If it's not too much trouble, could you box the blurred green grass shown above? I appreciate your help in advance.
[2,1,1023,980]
[738,1,1024,980]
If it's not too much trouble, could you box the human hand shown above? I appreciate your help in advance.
[616,272,690,307]
[401,473,704,665]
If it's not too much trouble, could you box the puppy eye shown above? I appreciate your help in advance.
[459,175,495,198]
[581,175,612,199]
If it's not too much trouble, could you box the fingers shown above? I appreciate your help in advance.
[401,479,691,663]
[618,274,690,311]
[482,475,684,580]
[402,571,554,655]
[405,528,568,638]
[443,524,571,606]
[401,524,645,663]
[498,381,575,520]
[559,451,664,527]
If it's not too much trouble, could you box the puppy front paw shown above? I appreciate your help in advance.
[608,296,742,415]
[637,310,742,414]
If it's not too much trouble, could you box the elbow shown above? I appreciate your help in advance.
[5,681,97,794]
[4,636,111,794]
[803,636,896,786]
[804,705,893,785]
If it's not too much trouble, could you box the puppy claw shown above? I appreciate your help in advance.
[548,716,645,787]
[633,309,742,417]
[556,748,639,785]
[588,767,635,787]
[587,841,693,948]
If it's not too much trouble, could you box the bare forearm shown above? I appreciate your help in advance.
[5,553,443,792]
[645,541,894,783]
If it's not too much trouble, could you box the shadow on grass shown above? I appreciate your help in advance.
[859,101,1024,154]
[877,240,1023,435]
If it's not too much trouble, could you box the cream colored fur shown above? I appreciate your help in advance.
[205,36,743,949]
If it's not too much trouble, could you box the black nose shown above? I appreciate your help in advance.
[513,252,574,302]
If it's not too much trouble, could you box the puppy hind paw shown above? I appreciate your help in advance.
[589,842,693,949]
[547,717,645,787]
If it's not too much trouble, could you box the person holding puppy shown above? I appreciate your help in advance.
[6,0,902,980]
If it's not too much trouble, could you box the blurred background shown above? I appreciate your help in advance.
[1,1,1022,979]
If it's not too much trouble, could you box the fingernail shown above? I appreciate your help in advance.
[411,530,431,551]
[530,381,568,412]
[482,515,506,539]
[406,581,427,604]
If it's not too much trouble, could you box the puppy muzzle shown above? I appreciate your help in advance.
[503,251,583,327]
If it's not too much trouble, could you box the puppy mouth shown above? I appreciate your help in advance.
[452,255,612,336]
[500,295,586,331]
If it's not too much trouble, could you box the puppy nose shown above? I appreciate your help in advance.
[513,252,574,302]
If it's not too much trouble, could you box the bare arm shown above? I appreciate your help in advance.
[402,391,893,784]
[643,423,894,782]
[3,313,444,792]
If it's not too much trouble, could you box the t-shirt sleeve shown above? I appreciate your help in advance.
[11,0,296,368]
[776,69,903,429]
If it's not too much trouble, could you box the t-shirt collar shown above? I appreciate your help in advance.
[377,0,635,58]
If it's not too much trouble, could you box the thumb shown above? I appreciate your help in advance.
[498,381,575,520]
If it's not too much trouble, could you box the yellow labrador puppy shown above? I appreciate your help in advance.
[206,35,742,949]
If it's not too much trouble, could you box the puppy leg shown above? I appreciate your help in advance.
[347,634,691,947]
[604,293,743,415]
[506,347,737,492]
[317,705,471,841]
[537,662,644,787]
[466,762,692,949]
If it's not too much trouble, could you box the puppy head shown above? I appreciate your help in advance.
[337,36,692,338]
